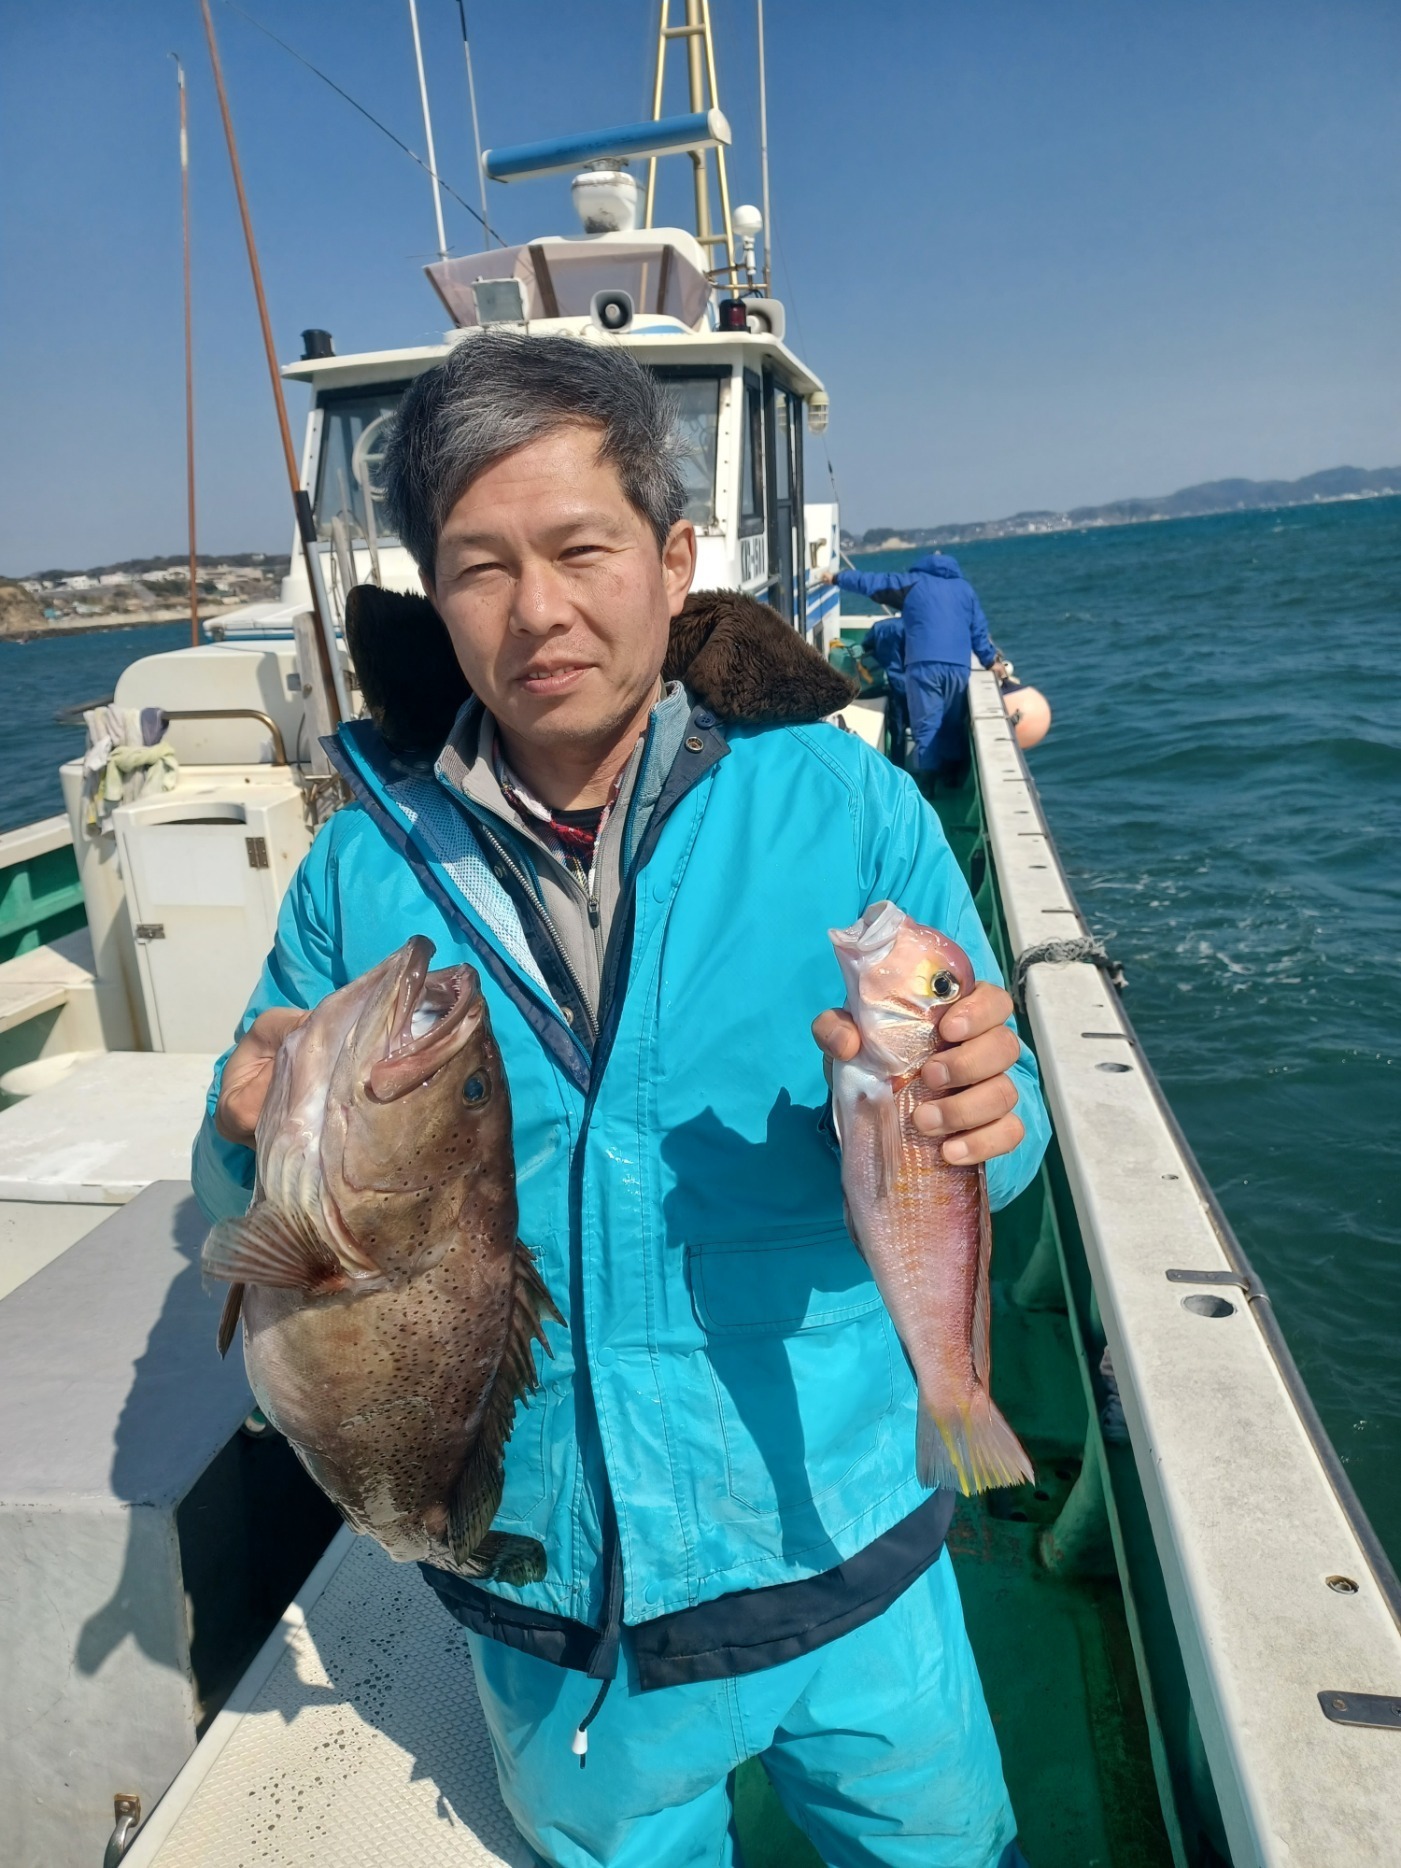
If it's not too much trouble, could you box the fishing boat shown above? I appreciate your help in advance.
[1,8,1397,1866]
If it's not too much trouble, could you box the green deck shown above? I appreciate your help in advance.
[730,706,1228,1865]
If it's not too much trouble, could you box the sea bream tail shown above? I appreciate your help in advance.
[917,1388,1035,1496]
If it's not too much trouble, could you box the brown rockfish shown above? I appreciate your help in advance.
[829,901,1033,1496]
[202,935,562,1584]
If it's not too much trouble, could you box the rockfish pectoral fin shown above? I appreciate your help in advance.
[202,1205,348,1294]
[916,1388,1035,1497]
[216,1282,245,1358]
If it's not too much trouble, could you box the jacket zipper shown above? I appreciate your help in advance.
[472,818,599,1047]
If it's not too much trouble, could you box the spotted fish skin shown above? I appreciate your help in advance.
[202,936,562,1583]
[829,902,1033,1498]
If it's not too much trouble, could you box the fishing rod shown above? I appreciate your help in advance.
[170,55,199,650]
[453,0,492,243]
[406,0,447,261]
[198,0,351,734]
[219,0,499,244]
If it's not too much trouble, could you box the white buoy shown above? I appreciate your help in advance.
[1001,683,1052,749]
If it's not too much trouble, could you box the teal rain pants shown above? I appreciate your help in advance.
[466,1552,1020,1868]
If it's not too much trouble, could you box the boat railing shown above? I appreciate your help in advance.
[968,665,1401,1864]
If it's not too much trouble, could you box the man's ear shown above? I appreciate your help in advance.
[419,566,438,609]
[662,520,697,617]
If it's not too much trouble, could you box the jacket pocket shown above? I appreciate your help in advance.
[688,1225,884,1335]
[687,1228,899,1519]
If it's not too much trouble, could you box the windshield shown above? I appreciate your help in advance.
[310,369,721,536]
[313,388,404,539]
[665,375,722,528]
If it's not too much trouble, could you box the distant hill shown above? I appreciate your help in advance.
[846,465,1401,552]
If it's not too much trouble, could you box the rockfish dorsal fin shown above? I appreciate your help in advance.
[446,1241,563,1573]
[202,1205,348,1294]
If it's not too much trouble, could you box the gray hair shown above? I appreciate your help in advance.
[382,330,687,573]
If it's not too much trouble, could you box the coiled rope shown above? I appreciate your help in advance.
[1012,937,1126,1012]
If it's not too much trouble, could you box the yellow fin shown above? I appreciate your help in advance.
[916,1391,1034,1496]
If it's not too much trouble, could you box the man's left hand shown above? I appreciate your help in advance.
[812,981,1024,1166]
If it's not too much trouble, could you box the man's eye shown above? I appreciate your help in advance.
[560,543,605,560]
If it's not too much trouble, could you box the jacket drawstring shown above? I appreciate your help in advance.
[571,1675,614,1765]
[573,1495,625,1766]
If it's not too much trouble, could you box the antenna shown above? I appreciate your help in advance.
[170,54,199,649]
[453,0,492,244]
[756,0,772,291]
[642,0,737,285]
[406,0,448,260]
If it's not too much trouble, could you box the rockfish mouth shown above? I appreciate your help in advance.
[370,934,482,1102]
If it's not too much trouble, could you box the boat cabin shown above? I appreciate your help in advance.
[218,223,838,648]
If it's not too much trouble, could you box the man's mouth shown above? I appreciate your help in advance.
[517,663,592,696]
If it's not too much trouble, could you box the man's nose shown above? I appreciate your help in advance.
[509,559,574,636]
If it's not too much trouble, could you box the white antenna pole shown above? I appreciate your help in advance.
[454,0,491,243]
[407,0,448,260]
[756,0,772,290]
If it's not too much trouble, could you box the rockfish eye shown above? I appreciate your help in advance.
[462,1073,491,1105]
[932,970,958,1001]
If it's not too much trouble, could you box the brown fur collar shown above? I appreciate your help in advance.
[344,584,856,758]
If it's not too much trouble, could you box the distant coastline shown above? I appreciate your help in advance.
[842,465,1401,553]
[0,551,289,641]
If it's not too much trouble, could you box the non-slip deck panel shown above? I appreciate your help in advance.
[122,1531,531,1868]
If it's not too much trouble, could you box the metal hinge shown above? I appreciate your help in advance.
[1318,1690,1401,1731]
[133,923,165,942]
[246,835,270,869]
[1165,1268,1265,1299]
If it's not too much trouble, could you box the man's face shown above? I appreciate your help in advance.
[422,424,695,760]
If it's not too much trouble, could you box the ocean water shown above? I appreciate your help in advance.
[1,620,193,832]
[4,503,1398,1565]
[845,499,1401,1565]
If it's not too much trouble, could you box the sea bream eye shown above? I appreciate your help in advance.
[932,971,958,1001]
[462,1074,490,1105]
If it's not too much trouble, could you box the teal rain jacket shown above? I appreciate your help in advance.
[193,698,1049,1652]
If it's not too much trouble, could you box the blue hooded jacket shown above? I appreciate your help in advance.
[861,617,906,695]
[190,596,1048,1688]
[837,554,997,671]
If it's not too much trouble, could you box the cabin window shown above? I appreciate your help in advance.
[313,387,405,540]
[739,371,765,537]
[663,375,722,528]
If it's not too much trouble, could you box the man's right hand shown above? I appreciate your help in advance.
[214,1006,309,1148]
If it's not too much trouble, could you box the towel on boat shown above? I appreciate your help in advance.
[82,705,178,829]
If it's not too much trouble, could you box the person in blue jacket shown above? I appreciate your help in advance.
[823,553,1002,786]
[194,333,1046,1868]
[862,614,908,766]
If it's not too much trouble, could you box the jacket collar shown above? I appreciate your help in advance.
[343,584,856,761]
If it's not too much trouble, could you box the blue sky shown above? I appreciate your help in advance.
[3,0,1398,570]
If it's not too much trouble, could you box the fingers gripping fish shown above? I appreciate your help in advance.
[829,902,1033,1498]
[201,936,563,1586]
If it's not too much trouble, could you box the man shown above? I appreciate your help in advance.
[193,333,1049,1868]
[861,613,908,766]
[821,552,1001,786]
